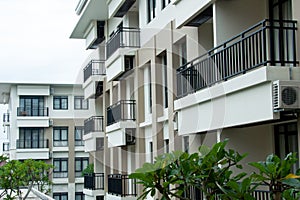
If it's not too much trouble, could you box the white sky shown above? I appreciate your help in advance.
[0,0,91,84]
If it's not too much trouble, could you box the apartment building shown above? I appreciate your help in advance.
[0,82,94,200]
[70,0,300,199]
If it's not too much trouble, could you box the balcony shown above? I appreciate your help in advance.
[174,19,298,135]
[177,19,297,98]
[107,174,137,198]
[3,113,10,126]
[16,107,50,127]
[83,116,105,152]
[83,60,106,99]
[106,100,136,147]
[106,27,140,59]
[16,139,49,160]
[83,173,105,198]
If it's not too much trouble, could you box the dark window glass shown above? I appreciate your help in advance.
[74,96,88,110]
[53,127,68,147]
[53,159,68,178]
[75,158,89,177]
[53,96,68,110]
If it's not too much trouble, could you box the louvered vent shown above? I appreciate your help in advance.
[273,82,279,109]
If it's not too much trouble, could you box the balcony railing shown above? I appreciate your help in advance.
[177,19,298,98]
[17,107,49,117]
[84,116,104,134]
[3,113,9,123]
[106,27,140,59]
[107,100,136,126]
[107,174,137,197]
[84,173,105,190]
[185,185,297,200]
[83,60,106,82]
[16,139,49,149]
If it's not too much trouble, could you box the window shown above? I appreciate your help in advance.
[53,96,68,110]
[53,193,68,200]
[183,136,189,153]
[75,192,85,200]
[75,157,89,177]
[164,139,169,153]
[96,138,104,151]
[74,96,88,110]
[147,0,156,22]
[179,41,187,66]
[162,54,168,108]
[18,128,45,148]
[3,142,9,151]
[149,141,153,163]
[53,158,68,178]
[53,127,68,147]
[19,96,45,116]
[275,123,299,172]
[161,0,171,9]
[75,126,84,146]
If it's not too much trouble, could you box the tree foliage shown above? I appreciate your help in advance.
[0,155,53,200]
[130,140,300,200]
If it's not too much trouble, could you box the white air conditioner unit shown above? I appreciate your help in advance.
[125,128,136,145]
[49,119,54,126]
[273,80,300,111]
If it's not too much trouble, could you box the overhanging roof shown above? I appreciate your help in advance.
[70,0,108,39]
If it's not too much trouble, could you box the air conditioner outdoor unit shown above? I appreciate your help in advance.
[125,128,136,145]
[273,80,300,111]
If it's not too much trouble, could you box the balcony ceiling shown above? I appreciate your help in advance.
[70,0,108,39]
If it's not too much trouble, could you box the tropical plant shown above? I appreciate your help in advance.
[82,163,94,176]
[249,153,300,200]
[0,155,53,200]
[130,140,250,200]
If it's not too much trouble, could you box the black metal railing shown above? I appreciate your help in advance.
[107,174,137,197]
[184,184,300,200]
[84,116,104,134]
[177,19,298,98]
[17,107,49,117]
[106,27,140,59]
[83,60,106,82]
[84,173,105,190]
[107,100,136,126]
[3,113,9,123]
[16,139,49,149]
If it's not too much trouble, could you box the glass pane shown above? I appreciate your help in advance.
[54,98,60,109]
[61,160,68,171]
[54,161,60,171]
[75,160,81,171]
[75,98,81,109]
[61,195,68,200]
[62,98,68,109]
[61,129,68,140]
[82,99,88,109]
[83,160,88,170]
[75,128,82,140]
[54,130,60,140]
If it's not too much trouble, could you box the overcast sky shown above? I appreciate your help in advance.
[0,0,91,84]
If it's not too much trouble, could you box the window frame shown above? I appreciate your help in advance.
[75,192,85,200]
[53,96,68,110]
[74,96,89,110]
[53,158,68,178]
[161,0,171,9]
[53,127,68,147]
[53,192,68,200]
[147,0,156,23]
[75,126,84,146]
[75,157,89,177]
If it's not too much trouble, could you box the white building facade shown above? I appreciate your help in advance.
[68,0,300,199]
[0,83,95,200]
